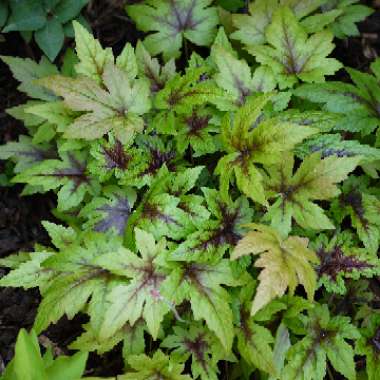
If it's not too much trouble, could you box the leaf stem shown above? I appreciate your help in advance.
[327,364,334,380]
[184,38,189,61]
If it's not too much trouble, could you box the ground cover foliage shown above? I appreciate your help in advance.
[1,0,380,379]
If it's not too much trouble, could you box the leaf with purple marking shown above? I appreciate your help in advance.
[295,58,380,135]
[38,62,151,143]
[263,152,360,236]
[161,323,230,380]
[88,136,147,183]
[127,0,219,61]
[13,150,100,211]
[0,135,56,173]
[215,94,317,205]
[171,188,253,262]
[283,304,359,380]
[162,259,243,351]
[249,7,341,89]
[333,178,380,254]
[317,243,379,294]
[97,228,179,340]
[80,186,137,236]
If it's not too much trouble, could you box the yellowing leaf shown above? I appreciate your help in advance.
[232,224,319,315]
[39,63,151,143]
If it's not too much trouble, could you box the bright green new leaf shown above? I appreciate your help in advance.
[73,21,114,82]
[119,350,191,380]
[0,328,88,380]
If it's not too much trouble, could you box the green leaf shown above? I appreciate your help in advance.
[263,153,360,235]
[155,66,223,115]
[3,0,46,32]
[163,259,241,351]
[70,320,146,361]
[231,0,278,46]
[120,350,191,380]
[161,324,228,380]
[116,42,138,80]
[73,20,114,82]
[35,18,65,61]
[248,7,341,89]
[0,135,54,173]
[0,251,54,289]
[212,46,275,107]
[283,304,359,380]
[171,189,252,262]
[13,150,99,211]
[296,133,380,167]
[80,187,136,236]
[295,60,380,136]
[45,351,88,380]
[127,0,219,61]
[0,329,89,380]
[315,233,380,294]
[174,108,220,156]
[356,314,380,380]
[235,285,276,375]
[98,229,176,340]
[135,41,176,93]
[54,0,89,24]
[27,232,128,333]
[13,329,47,380]
[324,0,373,38]
[1,56,59,100]
[215,94,317,205]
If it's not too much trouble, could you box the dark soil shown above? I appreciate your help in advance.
[0,0,379,377]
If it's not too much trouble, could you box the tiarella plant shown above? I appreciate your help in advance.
[0,1,380,379]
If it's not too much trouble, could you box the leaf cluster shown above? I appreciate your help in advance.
[0,0,89,60]
[0,2,380,380]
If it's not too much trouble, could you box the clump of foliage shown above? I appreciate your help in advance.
[0,0,89,60]
[0,1,380,379]
[0,329,88,380]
